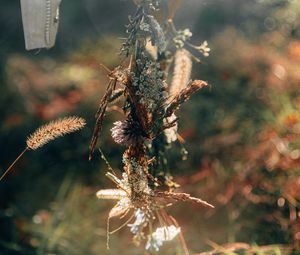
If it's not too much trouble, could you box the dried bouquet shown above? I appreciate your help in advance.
[89,0,213,253]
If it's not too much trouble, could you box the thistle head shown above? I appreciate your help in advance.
[111,118,145,146]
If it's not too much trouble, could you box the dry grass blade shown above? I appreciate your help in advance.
[165,80,208,118]
[26,116,86,150]
[157,191,214,209]
[89,80,116,160]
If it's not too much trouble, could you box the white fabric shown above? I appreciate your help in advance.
[20,0,61,50]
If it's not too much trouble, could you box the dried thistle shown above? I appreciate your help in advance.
[111,118,145,146]
[0,116,86,181]
[169,49,193,101]
[26,116,86,150]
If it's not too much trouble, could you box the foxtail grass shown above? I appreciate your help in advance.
[0,116,86,181]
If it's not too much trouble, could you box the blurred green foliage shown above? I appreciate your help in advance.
[0,0,300,254]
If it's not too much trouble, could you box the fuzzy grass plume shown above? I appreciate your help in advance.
[26,116,86,150]
[169,49,193,101]
[0,116,86,181]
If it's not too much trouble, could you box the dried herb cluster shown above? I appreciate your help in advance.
[90,0,212,252]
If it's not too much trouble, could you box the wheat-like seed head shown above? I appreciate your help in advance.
[169,49,192,100]
[26,116,86,150]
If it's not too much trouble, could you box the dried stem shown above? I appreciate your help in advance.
[169,215,190,255]
[0,147,28,181]
[89,80,116,160]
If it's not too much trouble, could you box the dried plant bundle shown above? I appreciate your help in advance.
[90,1,212,253]
[169,49,192,100]
[26,116,86,150]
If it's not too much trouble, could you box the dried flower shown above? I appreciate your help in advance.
[26,116,86,150]
[128,209,147,234]
[173,28,193,48]
[191,40,211,57]
[146,225,181,251]
[96,172,132,219]
[164,113,178,143]
[111,119,145,146]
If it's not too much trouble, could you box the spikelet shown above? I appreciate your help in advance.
[169,49,192,100]
[26,116,86,150]
[96,189,127,200]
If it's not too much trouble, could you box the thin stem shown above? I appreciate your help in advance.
[169,215,189,255]
[99,63,111,74]
[0,147,29,181]
[99,148,117,176]
[109,212,135,234]
[106,216,110,250]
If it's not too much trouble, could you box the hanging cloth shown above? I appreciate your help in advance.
[20,0,62,50]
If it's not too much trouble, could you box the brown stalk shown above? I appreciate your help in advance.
[89,79,116,160]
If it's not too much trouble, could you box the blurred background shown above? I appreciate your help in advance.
[0,0,300,254]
